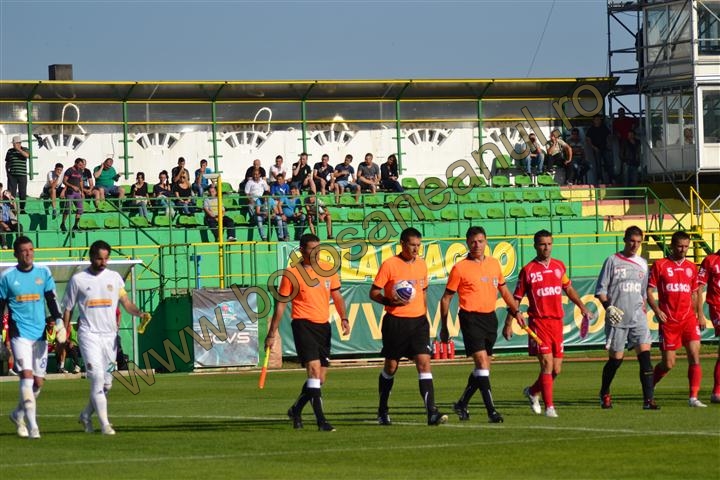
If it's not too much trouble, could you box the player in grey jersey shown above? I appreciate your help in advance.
[595,226,658,410]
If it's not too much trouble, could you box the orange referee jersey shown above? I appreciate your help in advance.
[373,255,428,318]
[278,261,340,324]
[446,256,506,313]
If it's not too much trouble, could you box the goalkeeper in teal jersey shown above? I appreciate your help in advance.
[595,226,657,410]
[0,236,63,439]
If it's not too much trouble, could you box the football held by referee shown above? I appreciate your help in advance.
[369,227,447,426]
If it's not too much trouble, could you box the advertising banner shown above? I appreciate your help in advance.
[191,288,259,367]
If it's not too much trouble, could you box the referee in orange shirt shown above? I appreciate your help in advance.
[370,227,447,426]
[440,226,522,423]
[265,233,349,431]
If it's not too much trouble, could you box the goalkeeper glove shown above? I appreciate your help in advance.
[55,319,67,343]
[138,312,152,335]
[605,305,624,326]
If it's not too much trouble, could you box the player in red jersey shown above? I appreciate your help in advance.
[698,248,720,403]
[647,231,707,407]
[503,230,592,417]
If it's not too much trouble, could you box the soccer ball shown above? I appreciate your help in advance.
[393,280,416,303]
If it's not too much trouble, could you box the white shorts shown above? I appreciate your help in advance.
[605,323,652,353]
[10,337,48,377]
[78,330,117,385]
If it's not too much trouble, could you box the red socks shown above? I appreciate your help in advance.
[540,373,554,408]
[653,364,669,386]
[688,363,702,399]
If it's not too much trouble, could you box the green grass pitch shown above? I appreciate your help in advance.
[1,358,718,479]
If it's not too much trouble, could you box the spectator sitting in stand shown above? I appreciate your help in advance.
[267,193,288,242]
[380,154,404,192]
[546,129,574,185]
[244,169,270,202]
[60,158,85,232]
[193,159,213,196]
[80,159,103,209]
[279,185,306,242]
[203,183,236,242]
[305,194,333,240]
[130,172,149,218]
[291,152,315,193]
[0,189,18,250]
[241,159,267,191]
[357,152,381,194]
[332,154,360,204]
[171,157,190,186]
[313,154,336,195]
[153,170,174,217]
[524,133,546,175]
[270,173,290,197]
[250,191,270,242]
[42,163,64,219]
[93,158,125,200]
[172,172,195,216]
[269,155,287,185]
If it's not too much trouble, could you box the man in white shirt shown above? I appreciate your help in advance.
[62,240,148,435]
[42,163,64,219]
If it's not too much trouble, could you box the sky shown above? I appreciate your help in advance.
[0,0,621,82]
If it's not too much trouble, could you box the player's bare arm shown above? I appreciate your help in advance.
[566,285,593,318]
[330,289,350,336]
[369,285,407,307]
[265,301,287,350]
[439,289,454,342]
[646,286,667,323]
[693,289,706,330]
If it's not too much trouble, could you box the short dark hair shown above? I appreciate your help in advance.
[400,227,422,243]
[74,157,84,165]
[624,225,643,241]
[299,233,320,248]
[466,226,487,241]
[200,159,208,165]
[159,169,168,177]
[178,157,185,163]
[55,163,64,169]
[534,229,552,244]
[671,230,690,245]
[89,240,111,259]
[13,236,33,255]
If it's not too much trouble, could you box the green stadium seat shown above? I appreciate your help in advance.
[440,209,459,221]
[492,175,510,188]
[318,194,335,207]
[153,215,171,227]
[537,174,558,187]
[486,207,505,219]
[104,217,123,229]
[228,212,246,225]
[364,194,383,207]
[78,217,100,230]
[339,196,357,208]
[121,185,133,196]
[221,182,235,194]
[468,175,488,188]
[178,215,201,227]
[420,207,437,221]
[532,205,551,217]
[522,190,543,202]
[463,207,484,220]
[401,178,420,190]
[131,217,151,228]
[509,205,530,218]
[555,204,577,216]
[97,201,116,213]
[476,191,497,203]
[457,194,474,204]
[514,175,532,187]
[447,177,467,189]
[493,154,513,170]
[421,178,444,190]
[399,210,413,222]
[347,210,365,222]
[546,189,566,201]
[330,209,347,222]
[502,190,521,202]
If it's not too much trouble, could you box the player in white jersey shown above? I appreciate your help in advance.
[0,236,63,438]
[62,240,148,435]
[595,226,658,410]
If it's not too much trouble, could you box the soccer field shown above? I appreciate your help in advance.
[1,358,718,480]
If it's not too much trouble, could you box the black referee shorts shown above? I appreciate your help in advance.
[381,314,432,360]
[291,319,331,367]
[458,310,498,356]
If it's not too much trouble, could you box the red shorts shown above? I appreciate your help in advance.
[528,318,564,358]
[659,318,701,351]
[709,305,720,337]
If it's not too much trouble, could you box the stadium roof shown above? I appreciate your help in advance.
[0,77,616,101]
